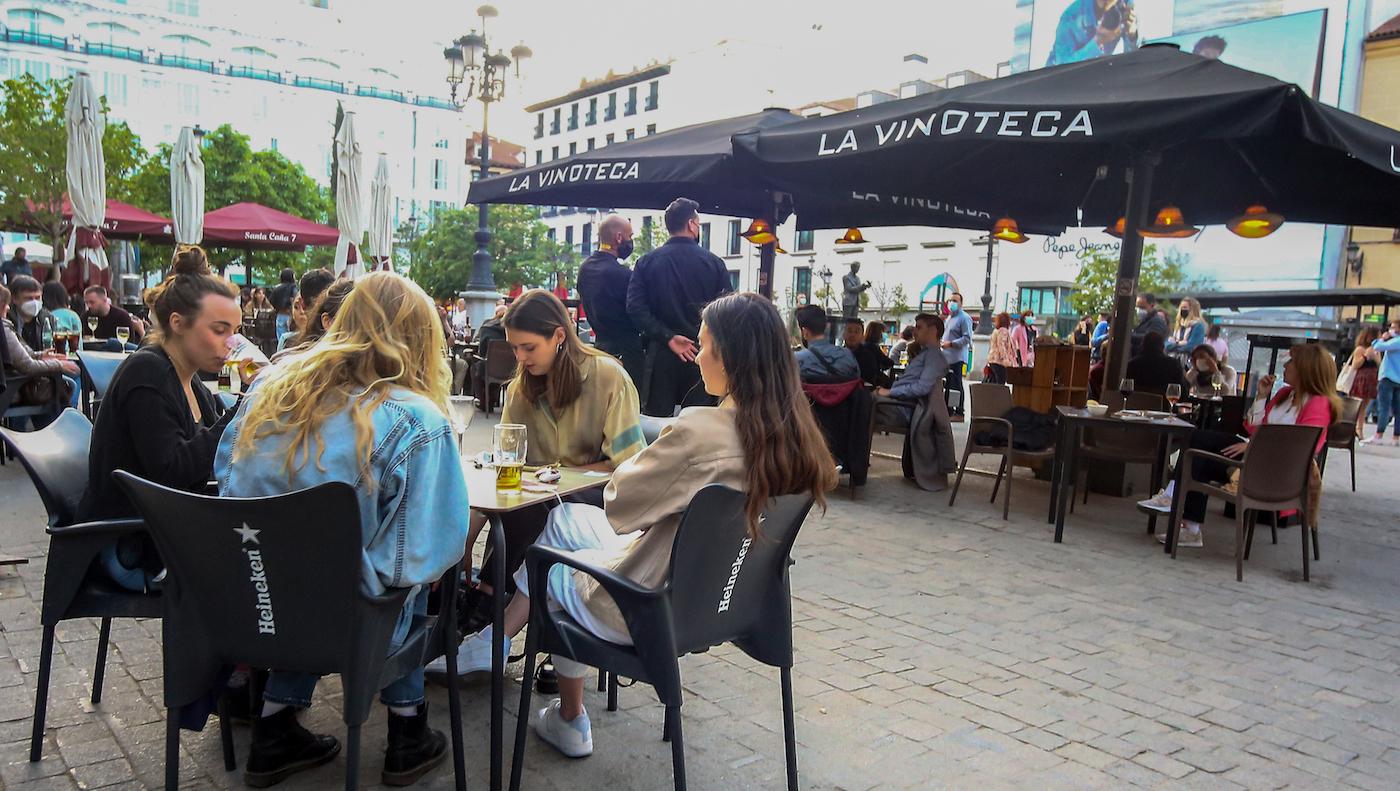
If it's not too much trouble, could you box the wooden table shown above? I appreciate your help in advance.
[465,464,611,791]
[1047,406,1196,552]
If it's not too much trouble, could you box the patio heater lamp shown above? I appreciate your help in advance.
[443,5,532,320]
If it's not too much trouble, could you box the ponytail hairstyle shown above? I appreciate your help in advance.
[144,245,237,345]
[700,292,836,538]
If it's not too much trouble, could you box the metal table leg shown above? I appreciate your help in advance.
[1054,424,1079,543]
[488,515,507,791]
[1164,431,1187,555]
[1048,419,1066,525]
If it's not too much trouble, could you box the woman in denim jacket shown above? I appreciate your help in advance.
[216,272,469,787]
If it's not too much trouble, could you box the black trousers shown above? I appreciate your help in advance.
[642,340,700,417]
[598,337,645,392]
[1176,429,1238,523]
[986,363,1007,385]
[477,487,606,594]
[944,363,964,415]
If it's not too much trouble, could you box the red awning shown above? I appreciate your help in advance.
[202,202,339,251]
[18,197,175,241]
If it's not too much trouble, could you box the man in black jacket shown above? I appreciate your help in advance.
[577,214,644,387]
[1126,331,1188,396]
[627,198,732,416]
[1131,291,1169,357]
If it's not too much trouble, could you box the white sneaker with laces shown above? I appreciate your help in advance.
[534,699,592,758]
[1138,489,1174,513]
[425,633,509,677]
[1360,434,1383,445]
[1156,521,1204,547]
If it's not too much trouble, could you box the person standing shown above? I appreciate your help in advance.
[268,267,297,340]
[1206,322,1229,365]
[577,214,644,387]
[1010,311,1036,368]
[1,247,32,286]
[1347,328,1379,438]
[1362,323,1400,446]
[1166,296,1206,360]
[940,292,973,416]
[626,197,731,416]
[985,312,1015,385]
[1131,292,1168,357]
[841,262,869,321]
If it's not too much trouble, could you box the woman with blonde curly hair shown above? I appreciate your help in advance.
[216,271,469,787]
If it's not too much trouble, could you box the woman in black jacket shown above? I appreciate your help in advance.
[80,246,244,591]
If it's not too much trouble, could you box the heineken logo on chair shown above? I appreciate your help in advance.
[234,523,277,635]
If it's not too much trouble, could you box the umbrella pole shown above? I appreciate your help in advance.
[757,192,780,300]
[1104,152,1159,391]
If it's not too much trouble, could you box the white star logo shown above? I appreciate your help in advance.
[233,523,261,544]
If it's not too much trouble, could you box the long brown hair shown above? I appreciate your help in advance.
[292,280,354,348]
[504,289,610,411]
[702,292,836,538]
[1283,343,1341,419]
[145,245,237,345]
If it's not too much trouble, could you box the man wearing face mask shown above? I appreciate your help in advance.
[1130,291,1168,357]
[7,275,56,352]
[578,214,645,388]
[940,292,973,417]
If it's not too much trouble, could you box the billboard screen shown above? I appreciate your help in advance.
[1153,9,1328,98]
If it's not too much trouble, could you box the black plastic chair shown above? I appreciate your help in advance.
[75,350,124,419]
[113,471,467,791]
[0,410,163,762]
[0,335,63,438]
[509,485,814,791]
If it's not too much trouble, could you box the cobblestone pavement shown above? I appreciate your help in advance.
[1,421,1398,790]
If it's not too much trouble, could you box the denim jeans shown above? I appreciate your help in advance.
[1378,377,1400,437]
[275,313,291,340]
[262,588,428,709]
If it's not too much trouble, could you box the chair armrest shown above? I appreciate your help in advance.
[1181,449,1244,469]
[969,415,1014,446]
[48,517,146,537]
[524,544,663,617]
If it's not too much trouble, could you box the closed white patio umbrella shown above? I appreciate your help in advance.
[367,153,393,272]
[63,72,108,291]
[170,126,205,247]
[333,112,365,279]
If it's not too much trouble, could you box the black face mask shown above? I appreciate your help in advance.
[616,239,634,259]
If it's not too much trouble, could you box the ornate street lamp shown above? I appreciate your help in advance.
[443,5,531,321]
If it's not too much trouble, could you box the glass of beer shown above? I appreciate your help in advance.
[493,423,527,492]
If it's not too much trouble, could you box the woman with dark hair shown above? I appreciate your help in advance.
[471,292,834,758]
[429,289,645,678]
[79,245,242,591]
[1206,321,1229,365]
[273,280,354,360]
[42,280,82,336]
[985,312,1015,384]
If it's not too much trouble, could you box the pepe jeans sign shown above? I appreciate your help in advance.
[1044,236,1121,260]
[508,160,642,194]
[816,108,1095,156]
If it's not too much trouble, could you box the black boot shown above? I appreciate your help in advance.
[244,707,340,788]
[382,703,448,786]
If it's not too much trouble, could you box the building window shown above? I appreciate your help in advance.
[432,159,447,190]
[642,215,653,242]
[587,97,597,125]
[795,230,814,251]
[586,138,595,151]
[550,108,561,135]
[269,137,278,152]
[625,128,635,141]
[551,145,559,160]
[429,200,446,219]
[177,83,199,116]
[605,133,615,145]
[726,219,741,256]
[646,80,659,111]
[547,227,556,242]
[169,0,200,15]
[534,112,544,139]
[569,141,577,156]
[434,138,450,149]
[699,222,711,251]
[582,223,593,255]
[102,72,128,107]
[729,271,741,291]
[565,225,574,250]
[625,85,637,116]
[605,92,617,121]
[793,267,812,304]
[535,150,543,165]
[568,102,579,131]
[645,123,656,136]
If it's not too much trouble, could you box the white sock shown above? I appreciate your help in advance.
[260,701,289,718]
[389,704,419,717]
[1183,520,1202,533]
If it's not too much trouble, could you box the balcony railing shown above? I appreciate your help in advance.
[230,65,283,83]
[85,42,142,62]
[4,30,69,49]
[294,75,345,92]
[356,85,405,101]
[159,54,215,72]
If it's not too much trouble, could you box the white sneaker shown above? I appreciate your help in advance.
[1359,434,1383,445]
[425,633,509,677]
[1156,521,1204,547]
[1138,489,1174,513]
[534,699,592,758]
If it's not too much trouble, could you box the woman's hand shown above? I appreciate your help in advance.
[1257,374,1276,395]
[1222,441,1249,459]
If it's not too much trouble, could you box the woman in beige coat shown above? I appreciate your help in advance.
[465,292,836,758]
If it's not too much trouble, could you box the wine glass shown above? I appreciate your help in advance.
[86,315,98,337]
[448,395,475,458]
[1211,372,1223,399]
[115,326,130,351]
[1118,378,1135,413]
[1165,383,1181,414]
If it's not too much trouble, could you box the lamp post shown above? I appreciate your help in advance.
[977,234,996,335]
[443,4,531,324]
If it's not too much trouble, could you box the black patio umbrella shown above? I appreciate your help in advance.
[468,108,1064,297]
[733,44,1400,383]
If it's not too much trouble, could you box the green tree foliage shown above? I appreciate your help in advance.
[1069,244,1212,315]
[890,285,912,326]
[0,75,149,254]
[126,124,329,282]
[406,204,571,300]
[632,219,668,257]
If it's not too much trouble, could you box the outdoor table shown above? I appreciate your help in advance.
[1047,406,1196,552]
[464,463,612,791]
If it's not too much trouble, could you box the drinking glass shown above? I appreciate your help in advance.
[1211,372,1223,399]
[1165,384,1181,413]
[493,423,527,493]
[448,395,475,458]
[115,326,130,350]
[87,315,98,336]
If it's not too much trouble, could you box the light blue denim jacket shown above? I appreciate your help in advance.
[214,386,470,600]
